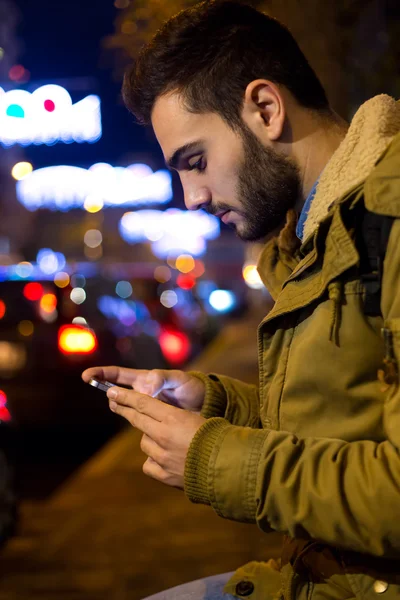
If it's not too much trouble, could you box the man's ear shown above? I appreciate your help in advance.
[241,79,285,142]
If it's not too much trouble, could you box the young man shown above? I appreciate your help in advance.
[83,1,400,598]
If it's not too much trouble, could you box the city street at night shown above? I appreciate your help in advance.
[0,0,399,598]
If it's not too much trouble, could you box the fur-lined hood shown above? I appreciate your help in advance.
[303,94,400,241]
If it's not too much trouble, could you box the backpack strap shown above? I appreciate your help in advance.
[358,210,394,317]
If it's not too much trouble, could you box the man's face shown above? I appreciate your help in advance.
[151,92,300,241]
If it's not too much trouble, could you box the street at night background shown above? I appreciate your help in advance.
[0,4,261,446]
[0,0,270,556]
[0,0,399,597]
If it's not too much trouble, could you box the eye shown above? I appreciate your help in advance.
[187,156,206,172]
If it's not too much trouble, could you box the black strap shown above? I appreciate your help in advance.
[358,211,394,317]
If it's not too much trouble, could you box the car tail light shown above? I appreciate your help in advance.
[158,328,191,365]
[0,390,11,422]
[58,325,98,355]
[40,293,57,313]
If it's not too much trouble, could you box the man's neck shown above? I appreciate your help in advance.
[285,108,349,213]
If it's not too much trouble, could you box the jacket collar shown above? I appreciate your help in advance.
[257,95,400,298]
[303,94,400,240]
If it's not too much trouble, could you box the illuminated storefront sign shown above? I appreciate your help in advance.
[119,209,220,257]
[0,84,101,146]
[16,163,173,210]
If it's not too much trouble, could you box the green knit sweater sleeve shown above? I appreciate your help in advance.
[187,371,261,427]
[184,417,268,521]
[186,371,228,419]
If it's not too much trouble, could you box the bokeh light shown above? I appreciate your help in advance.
[209,290,236,312]
[84,195,104,213]
[23,282,44,301]
[84,245,103,261]
[177,274,196,290]
[0,389,10,422]
[54,272,70,288]
[175,254,195,273]
[191,260,205,278]
[70,288,86,305]
[0,390,7,407]
[11,162,33,181]
[116,281,133,299]
[154,266,171,283]
[159,329,191,365]
[160,290,178,308]
[242,264,264,290]
[37,249,66,274]
[41,310,58,323]
[72,317,88,325]
[84,229,102,248]
[18,320,34,336]
[70,274,86,289]
[40,293,57,313]
[167,255,177,269]
[0,300,5,319]
[58,325,97,354]
[9,64,26,82]
[15,261,33,278]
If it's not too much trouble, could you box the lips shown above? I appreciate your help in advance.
[215,210,230,222]
[221,212,230,224]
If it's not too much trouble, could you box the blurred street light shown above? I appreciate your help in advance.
[11,161,32,181]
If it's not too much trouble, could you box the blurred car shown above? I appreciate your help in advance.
[0,279,124,434]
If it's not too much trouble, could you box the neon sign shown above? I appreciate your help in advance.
[16,163,173,211]
[0,84,101,146]
[119,209,220,257]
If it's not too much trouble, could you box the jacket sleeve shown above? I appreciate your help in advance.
[185,218,400,558]
[187,371,261,427]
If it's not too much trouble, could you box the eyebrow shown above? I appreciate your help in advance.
[165,141,205,170]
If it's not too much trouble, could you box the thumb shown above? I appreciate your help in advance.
[142,370,167,398]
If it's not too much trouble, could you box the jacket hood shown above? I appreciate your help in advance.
[303,94,400,241]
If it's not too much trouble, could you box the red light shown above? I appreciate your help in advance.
[0,390,7,408]
[176,274,196,290]
[44,99,55,112]
[0,390,11,421]
[0,300,5,319]
[0,407,11,422]
[159,328,191,365]
[58,325,98,355]
[191,260,205,278]
[23,282,44,301]
[0,391,10,422]
[9,64,26,81]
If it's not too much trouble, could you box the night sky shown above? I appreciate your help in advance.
[13,0,165,174]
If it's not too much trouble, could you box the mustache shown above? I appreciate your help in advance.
[204,203,233,216]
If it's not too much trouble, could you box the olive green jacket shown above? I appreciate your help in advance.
[185,95,400,599]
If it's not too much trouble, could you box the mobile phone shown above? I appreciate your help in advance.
[88,377,116,393]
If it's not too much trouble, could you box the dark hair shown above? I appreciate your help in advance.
[123,0,330,128]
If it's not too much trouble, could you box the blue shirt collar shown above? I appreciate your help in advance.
[296,178,319,241]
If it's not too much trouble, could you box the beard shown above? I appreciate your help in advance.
[208,125,301,241]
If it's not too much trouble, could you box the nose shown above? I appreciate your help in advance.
[183,183,211,212]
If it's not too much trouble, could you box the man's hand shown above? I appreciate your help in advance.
[82,366,206,413]
[106,385,206,489]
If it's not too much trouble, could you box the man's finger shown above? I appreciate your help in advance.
[107,387,179,422]
[109,400,162,439]
[82,365,143,387]
[140,434,166,466]
[142,457,169,482]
